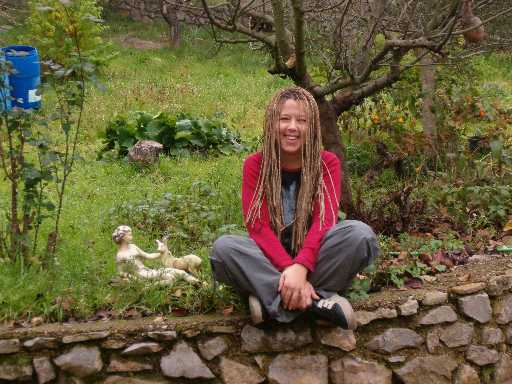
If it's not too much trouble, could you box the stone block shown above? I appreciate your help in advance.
[426,327,441,353]
[62,331,110,344]
[318,327,356,351]
[450,282,486,295]
[422,291,448,306]
[418,305,458,325]
[33,356,56,384]
[268,354,328,384]
[494,294,512,325]
[439,322,474,348]
[330,356,391,384]
[54,345,103,378]
[453,364,480,384]
[458,293,492,323]
[0,339,20,354]
[122,342,162,355]
[495,353,512,384]
[146,331,177,341]
[24,337,58,350]
[197,336,228,361]
[160,341,214,379]
[398,298,419,316]
[0,361,33,381]
[107,356,152,372]
[219,357,264,384]
[481,326,504,345]
[487,275,512,296]
[355,308,397,326]
[394,355,457,384]
[241,324,312,353]
[466,344,499,366]
[366,328,423,353]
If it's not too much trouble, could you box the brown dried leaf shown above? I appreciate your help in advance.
[222,306,234,316]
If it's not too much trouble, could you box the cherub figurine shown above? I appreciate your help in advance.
[156,238,202,276]
[112,225,198,285]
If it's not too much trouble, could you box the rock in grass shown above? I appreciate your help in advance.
[128,140,163,166]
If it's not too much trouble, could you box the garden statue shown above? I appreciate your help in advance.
[112,225,198,285]
[156,238,203,276]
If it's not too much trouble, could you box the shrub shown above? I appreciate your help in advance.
[98,111,246,159]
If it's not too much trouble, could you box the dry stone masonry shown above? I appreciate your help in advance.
[0,256,511,383]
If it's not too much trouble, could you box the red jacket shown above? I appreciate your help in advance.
[242,150,341,272]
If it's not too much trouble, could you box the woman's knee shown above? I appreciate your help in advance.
[211,234,238,262]
[347,220,377,242]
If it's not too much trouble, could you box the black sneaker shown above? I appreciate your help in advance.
[311,294,357,330]
[248,295,264,325]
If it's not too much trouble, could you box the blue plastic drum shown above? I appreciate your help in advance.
[2,45,41,109]
[0,53,11,112]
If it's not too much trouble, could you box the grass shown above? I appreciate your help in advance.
[0,13,511,321]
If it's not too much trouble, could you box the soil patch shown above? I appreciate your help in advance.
[116,36,166,49]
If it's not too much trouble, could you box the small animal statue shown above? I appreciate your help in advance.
[461,0,486,43]
[112,225,199,285]
[156,238,203,276]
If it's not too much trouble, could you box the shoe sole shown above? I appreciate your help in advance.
[249,295,264,325]
[337,296,357,330]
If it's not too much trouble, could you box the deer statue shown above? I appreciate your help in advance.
[461,0,486,43]
[156,237,203,276]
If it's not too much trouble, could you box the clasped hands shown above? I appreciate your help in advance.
[278,263,319,310]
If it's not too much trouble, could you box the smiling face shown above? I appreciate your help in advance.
[278,98,307,165]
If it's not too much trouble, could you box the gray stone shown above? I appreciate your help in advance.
[57,373,84,384]
[426,327,441,353]
[107,356,152,372]
[418,306,458,325]
[495,294,512,325]
[458,293,492,323]
[0,361,33,381]
[507,326,512,344]
[268,354,328,384]
[453,364,480,384]
[101,338,128,350]
[422,291,448,306]
[318,327,356,351]
[355,308,397,326]
[439,322,474,348]
[399,298,419,316]
[495,353,512,384]
[122,342,162,355]
[366,328,423,353]
[146,331,177,341]
[387,355,407,363]
[219,357,264,384]
[451,282,486,295]
[103,376,168,384]
[487,274,512,296]
[197,336,228,361]
[481,326,504,345]
[24,337,59,350]
[54,345,103,378]
[466,344,500,366]
[205,325,238,333]
[160,341,214,379]
[0,338,20,354]
[241,324,312,353]
[128,140,163,165]
[62,331,110,344]
[330,356,392,384]
[33,356,56,384]
[394,355,457,384]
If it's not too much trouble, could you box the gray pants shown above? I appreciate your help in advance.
[210,220,379,322]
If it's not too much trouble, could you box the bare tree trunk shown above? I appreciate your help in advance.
[418,50,437,151]
[161,1,181,48]
[316,97,353,216]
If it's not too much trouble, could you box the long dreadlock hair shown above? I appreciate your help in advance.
[246,86,334,256]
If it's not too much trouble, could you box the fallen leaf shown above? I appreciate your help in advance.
[503,218,512,234]
[30,317,44,327]
[404,277,423,289]
[222,305,234,316]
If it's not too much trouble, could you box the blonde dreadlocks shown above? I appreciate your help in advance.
[246,86,336,256]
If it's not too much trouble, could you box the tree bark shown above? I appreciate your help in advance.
[316,97,353,216]
[161,1,181,48]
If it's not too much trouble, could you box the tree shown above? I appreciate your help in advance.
[171,0,512,213]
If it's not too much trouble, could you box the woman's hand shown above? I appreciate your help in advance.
[279,264,318,310]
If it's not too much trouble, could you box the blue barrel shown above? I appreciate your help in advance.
[0,53,11,112]
[2,45,41,109]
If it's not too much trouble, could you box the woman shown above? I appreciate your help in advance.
[211,87,378,329]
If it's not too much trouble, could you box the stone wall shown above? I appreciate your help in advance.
[109,0,162,23]
[1,255,512,383]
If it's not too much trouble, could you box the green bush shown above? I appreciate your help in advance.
[98,111,246,159]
